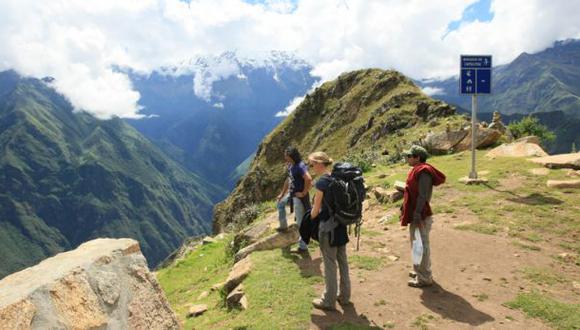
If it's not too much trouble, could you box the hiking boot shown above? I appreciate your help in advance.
[312,298,336,311]
[337,296,353,306]
[407,278,433,288]
[409,271,417,278]
[291,247,309,254]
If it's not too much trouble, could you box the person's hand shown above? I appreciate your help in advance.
[277,194,283,202]
[295,192,305,198]
[413,213,423,229]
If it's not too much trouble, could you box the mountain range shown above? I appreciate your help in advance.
[125,51,317,190]
[419,39,580,153]
[0,70,223,279]
[2,40,579,279]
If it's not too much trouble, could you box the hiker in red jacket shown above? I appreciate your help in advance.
[400,145,446,288]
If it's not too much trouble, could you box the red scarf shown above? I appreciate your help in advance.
[400,163,446,226]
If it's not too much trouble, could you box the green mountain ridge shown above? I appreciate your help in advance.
[0,72,224,279]
[421,39,580,118]
[213,68,462,231]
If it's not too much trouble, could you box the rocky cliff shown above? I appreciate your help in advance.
[213,69,459,232]
[0,238,179,329]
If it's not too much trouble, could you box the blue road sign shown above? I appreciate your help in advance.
[460,55,492,94]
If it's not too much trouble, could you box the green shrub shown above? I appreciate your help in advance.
[507,116,556,146]
[344,148,383,172]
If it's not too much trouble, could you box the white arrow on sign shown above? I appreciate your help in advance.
[466,71,472,77]
[467,79,473,84]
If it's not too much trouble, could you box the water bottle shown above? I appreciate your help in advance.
[412,227,423,266]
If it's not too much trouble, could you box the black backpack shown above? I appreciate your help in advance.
[324,162,366,227]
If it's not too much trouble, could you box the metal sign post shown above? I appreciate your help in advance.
[460,55,492,181]
[470,94,478,179]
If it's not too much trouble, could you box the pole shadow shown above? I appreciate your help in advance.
[482,183,563,205]
[419,282,495,326]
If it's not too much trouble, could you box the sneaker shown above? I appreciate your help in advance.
[291,247,309,254]
[409,271,417,278]
[337,296,353,306]
[312,298,336,311]
[407,278,433,288]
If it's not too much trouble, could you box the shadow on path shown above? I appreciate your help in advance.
[420,282,495,326]
[311,303,381,330]
[281,246,323,278]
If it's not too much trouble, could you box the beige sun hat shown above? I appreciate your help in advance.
[308,151,333,166]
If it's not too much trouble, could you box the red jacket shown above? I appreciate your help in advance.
[400,163,446,226]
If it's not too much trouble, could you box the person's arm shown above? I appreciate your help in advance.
[277,178,289,201]
[413,172,432,223]
[295,172,312,198]
[311,189,324,219]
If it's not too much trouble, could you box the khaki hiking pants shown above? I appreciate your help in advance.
[319,232,351,307]
[409,216,433,283]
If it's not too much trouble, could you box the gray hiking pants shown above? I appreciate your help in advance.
[319,232,351,306]
[409,216,433,283]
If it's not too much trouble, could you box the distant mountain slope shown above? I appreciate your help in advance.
[420,40,580,118]
[213,69,460,231]
[126,52,317,189]
[0,71,224,279]
[478,111,580,154]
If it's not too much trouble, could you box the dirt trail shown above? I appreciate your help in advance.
[285,200,569,329]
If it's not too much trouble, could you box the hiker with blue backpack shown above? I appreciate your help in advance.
[307,151,365,311]
[276,146,312,252]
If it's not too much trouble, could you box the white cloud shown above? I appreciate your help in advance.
[421,87,446,96]
[213,102,225,109]
[276,95,304,117]
[192,56,241,101]
[0,0,579,119]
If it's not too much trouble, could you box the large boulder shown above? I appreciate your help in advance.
[235,224,299,262]
[454,127,502,152]
[226,284,247,309]
[423,127,501,154]
[529,153,580,170]
[0,239,179,330]
[223,256,253,293]
[423,130,469,154]
[234,221,271,249]
[486,136,548,158]
[371,187,403,203]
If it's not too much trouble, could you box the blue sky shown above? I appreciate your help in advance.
[445,0,494,37]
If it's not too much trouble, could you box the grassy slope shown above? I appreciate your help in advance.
[157,233,321,329]
[160,151,579,329]
[214,68,463,231]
